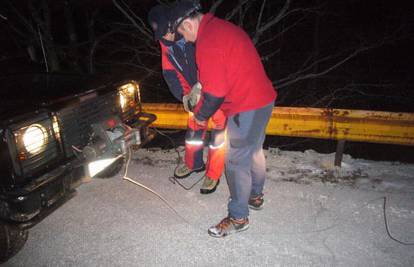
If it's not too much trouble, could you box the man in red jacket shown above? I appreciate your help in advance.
[171,1,277,237]
[148,4,226,194]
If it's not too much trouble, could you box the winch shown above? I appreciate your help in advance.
[83,116,140,178]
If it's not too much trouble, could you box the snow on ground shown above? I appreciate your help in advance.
[264,147,414,193]
[6,147,414,266]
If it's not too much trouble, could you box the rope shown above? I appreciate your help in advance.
[122,148,191,224]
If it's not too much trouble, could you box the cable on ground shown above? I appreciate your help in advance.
[150,127,205,190]
[121,127,414,244]
[382,196,414,245]
[122,147,191,224]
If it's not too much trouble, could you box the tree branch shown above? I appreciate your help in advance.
[253,0,291,44]
[112,0,153,40]
[275,41,386,89]
[210,0,225,14]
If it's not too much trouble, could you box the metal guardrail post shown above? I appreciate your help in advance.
[335,140,346,167]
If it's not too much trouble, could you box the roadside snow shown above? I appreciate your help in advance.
[264,147,414,193]
[134,146,414,193]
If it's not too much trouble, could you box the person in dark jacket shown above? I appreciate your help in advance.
[148,4,226,194]
[170,1,277,237]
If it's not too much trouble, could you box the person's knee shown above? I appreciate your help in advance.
[227,154,252,169]
[210,129,226,148]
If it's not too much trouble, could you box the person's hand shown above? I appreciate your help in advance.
[182,82,202,112]
[182,94,191,112]
[194,117,207,127]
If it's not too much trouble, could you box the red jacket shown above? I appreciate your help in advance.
[194,13,277,121]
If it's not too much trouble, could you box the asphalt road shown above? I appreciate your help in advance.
[5,149,414,266]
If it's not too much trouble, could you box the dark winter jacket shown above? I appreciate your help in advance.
[161,38,197,101]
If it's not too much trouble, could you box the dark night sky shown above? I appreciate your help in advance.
[0,0,413,111]
[0,0,413,162]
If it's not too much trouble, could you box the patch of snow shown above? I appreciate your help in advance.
[264,147,414,193]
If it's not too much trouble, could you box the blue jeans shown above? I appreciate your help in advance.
[225,102,274,219]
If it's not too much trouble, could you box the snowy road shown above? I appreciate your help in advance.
[5,148,414,266]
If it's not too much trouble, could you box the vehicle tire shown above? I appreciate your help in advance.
[0,223,29,263]
[95,158,125,178]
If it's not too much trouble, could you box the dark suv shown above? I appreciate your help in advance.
[0,74,156,262]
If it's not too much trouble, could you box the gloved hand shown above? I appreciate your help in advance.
[183,82,202,112]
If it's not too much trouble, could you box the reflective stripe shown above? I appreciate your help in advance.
[209,142,225,149]
[185,140,204,146]
[170,53,184,72]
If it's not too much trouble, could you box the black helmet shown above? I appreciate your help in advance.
[147,4,171,41]
[170,0,201,32]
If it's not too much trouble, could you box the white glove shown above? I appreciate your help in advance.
[183,82,202,112]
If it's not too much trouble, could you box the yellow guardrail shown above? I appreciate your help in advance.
[141,103,414,146]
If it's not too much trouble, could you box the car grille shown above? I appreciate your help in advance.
[56,91,117,158]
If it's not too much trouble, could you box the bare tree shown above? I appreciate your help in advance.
[0,0,106,73]
[110,0,404,103]
[1,1,410,108]
[4,0,62,71]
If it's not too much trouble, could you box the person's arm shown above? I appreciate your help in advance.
[194,92,224,121]
[194,48,228,121]
[162,70,184,101]
[161,42,191,101]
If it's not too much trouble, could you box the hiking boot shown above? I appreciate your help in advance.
[174,164,205,179]
[208,217,249,238]
[248,194,264,210]
[200,177,220,194]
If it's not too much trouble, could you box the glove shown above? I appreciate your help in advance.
[183,82,202,112]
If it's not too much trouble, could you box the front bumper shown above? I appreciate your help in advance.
[0,159,84,229]
[0,111,156,230]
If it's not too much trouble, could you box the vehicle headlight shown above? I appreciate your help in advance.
[22,124,48,154]
[117,81,140,115]
[7,111,62,177]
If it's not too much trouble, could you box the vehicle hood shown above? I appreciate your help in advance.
[0,73,115,120]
